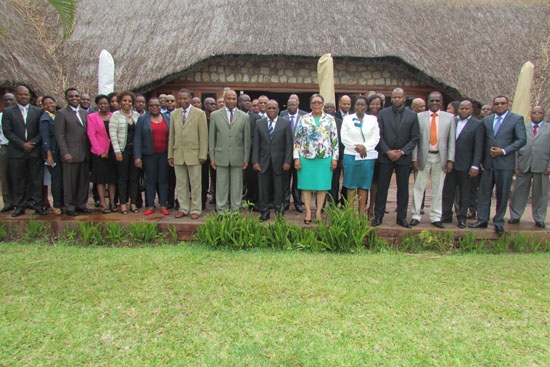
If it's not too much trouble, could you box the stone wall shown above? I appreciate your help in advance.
[183,57,428,88]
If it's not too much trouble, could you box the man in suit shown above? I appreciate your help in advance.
[508,106,549,228]
[410,91,456,228]
[168,88,208,220]
[469,96,526,235]
[441,100,483,228]
[55,88,91,216]
[335,95,352,121]
[280,97,306,212]
[0,93,16,213]
[239,93,261,211]
[252,100,293,221]
[1,86,44,217]
[209,90,251,214]
[373,88,420,228]
[80,93,96,113]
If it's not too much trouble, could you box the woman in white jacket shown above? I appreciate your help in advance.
[340,96,380,217]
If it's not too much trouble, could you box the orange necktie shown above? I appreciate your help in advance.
[430,113,438,145]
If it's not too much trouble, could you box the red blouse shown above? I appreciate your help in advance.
[151,119,168,153]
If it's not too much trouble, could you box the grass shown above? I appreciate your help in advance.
[1,243,548,366]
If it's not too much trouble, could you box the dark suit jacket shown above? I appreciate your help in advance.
[252,117,293,175]
[39,111,57,158]
[247,111,261,150]
[134,112,171,158]
[454,116,484,172]
[55,106,90,163]
[2,104,42,158]
[376,106,420,165]
[481,111,526,170]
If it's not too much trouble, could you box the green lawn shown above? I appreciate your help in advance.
[1,243,548,366]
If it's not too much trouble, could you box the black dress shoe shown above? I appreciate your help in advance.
[508,218,520,224]
[431,221,444,229]
[259,212,270,222]
[396,219,411,228]
[535,222,546,228]
[494,225,504,235]
[66,210,78,216]
[410,219,420,226]
[295,204,304,213]
[458,221,466,228]
[468,221,488,229]
[94,200,101,208]
[419,209,425,215]
[34,207,46,215]
[11,208,25,217]
[1,205,14,213]
[372,217,382,226]
[76,207,92,214]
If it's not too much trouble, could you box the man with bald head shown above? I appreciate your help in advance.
[411,98,426,113]
[509,106,549,228]
[480,104,493,118]
[80,93,95,113]
[373,88,420,228]
[2,86,44,216]
[0,93,16,212]
[209,90,251,214]
[441,100,483,228]
[191,97,202,109]
[252,100,293,221]
[335,95,352,121]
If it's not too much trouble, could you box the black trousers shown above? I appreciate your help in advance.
[116,152,139,205]
[375,163,411,222]
[63,161,89,211]
[10,155,43,209]
[245,159,259,204]
[258,161,285,214]
[477,168,513,226]
[442,170,471,222]
[46,152,64,208]
[284,165,302,208]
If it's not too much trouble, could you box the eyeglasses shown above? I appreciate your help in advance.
[493,102,508,106]
[311,101,323,105]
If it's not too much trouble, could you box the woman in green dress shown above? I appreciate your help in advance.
[293,94,339,224]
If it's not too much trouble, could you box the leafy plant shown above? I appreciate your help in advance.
[127,222,160,244]
[22,220,49,242]
[491,235,510,254]
[104,222,126,246]
[166,225,179,244]
[511,233,528,253]
[78,222,104,246]
[62,223,78,243]
[0,222,7,242]
[457,232,478,253]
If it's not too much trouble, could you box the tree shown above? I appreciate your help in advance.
[47,0,77,39]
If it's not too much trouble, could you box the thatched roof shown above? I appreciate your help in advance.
[0,0,62,96]
[1,0,549,107]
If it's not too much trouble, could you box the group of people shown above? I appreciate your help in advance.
[0,85,548,235]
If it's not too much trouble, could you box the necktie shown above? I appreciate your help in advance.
[75,108,83,126]
[494,116,502,136]
[20,105,28,123]
[228,109,233,125]
[268,120,274,139]
[182,109,187,125]
[533,123,538,136]
[290,115,295,132]
[430,113,438,145]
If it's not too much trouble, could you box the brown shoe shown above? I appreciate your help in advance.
[175,211,186,218]
[191,213,200,220]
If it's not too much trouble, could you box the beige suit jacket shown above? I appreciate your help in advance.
[413,110,456,170]
[168,106,208,165]
[516,121,550,173]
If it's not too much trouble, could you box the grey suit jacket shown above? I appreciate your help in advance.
[481,111,526,170]
[252,117,293,175]
[516,121,550,173]
[55,106,90,162]
[209,107,250,167]
[1,104,43,158]
[413,110,456,170]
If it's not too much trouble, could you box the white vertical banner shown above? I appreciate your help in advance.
[98,49,115,95]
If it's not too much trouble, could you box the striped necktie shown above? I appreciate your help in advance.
[268,120,274,139]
